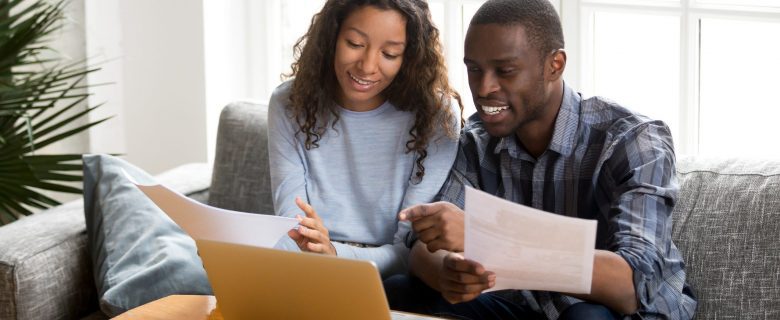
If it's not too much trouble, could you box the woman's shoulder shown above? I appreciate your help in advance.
[268,80,297,123]
[443,94,463,131]
[270,79,294,103]
[269,79,296,114]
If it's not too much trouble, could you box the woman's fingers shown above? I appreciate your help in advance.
[289,197,336,255]
[297,225,326,243]
[295,197,321,220]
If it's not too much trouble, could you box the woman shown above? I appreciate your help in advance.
[268,0,462,278]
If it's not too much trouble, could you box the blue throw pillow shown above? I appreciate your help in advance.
[82,154,212,316]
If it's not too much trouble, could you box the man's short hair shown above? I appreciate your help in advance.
[470,0,564,59]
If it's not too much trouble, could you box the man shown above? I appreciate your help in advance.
[384,0,697,319]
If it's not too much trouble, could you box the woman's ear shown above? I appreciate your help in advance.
[548,49,567,81]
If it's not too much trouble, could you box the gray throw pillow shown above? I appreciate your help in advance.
[82,154,212,316]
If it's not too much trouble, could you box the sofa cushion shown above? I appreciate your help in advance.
[208,101,274,214]
[82,154,212,316]
[673,157,780,319]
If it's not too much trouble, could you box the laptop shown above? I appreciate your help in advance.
[196,239,437,320]
[127,171,436,318]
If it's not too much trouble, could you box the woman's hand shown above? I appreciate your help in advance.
[287,197,337,255]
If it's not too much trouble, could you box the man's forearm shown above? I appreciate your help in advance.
[409,241,448,292]
[569,250,638,315]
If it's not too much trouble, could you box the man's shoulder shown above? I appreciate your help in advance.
[453,113,503,173]
[578,95,666,138]
[460,113,496,147]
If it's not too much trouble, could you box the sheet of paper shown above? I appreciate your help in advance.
[124,169,298,248]
[464,186,596,294]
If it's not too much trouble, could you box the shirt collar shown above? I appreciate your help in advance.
[548,83,580,157]
[493,82,581,158]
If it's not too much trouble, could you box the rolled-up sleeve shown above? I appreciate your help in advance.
[605,121,696,319]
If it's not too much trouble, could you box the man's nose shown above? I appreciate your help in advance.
[477,73,499,98]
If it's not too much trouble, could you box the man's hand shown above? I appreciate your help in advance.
[399,201,465,252]
[440,253,495,304]
[287,197,337,255]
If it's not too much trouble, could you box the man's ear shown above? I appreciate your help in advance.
[547,49,567,81]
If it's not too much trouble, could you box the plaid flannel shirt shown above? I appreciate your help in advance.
[434,84,697,320]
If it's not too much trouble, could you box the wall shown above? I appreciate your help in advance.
[85,0,208,175]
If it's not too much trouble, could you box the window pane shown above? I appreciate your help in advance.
[280,0,326,74]
[591,12,681,140]
[696,0,780,8]
[460,3,482,117]
[584,0,679,4]
[698,18,780,157]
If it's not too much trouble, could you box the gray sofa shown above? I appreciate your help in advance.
[1,102,778,319]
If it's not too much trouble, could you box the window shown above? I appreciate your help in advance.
[566,0,780,156]
[206,0,780,159]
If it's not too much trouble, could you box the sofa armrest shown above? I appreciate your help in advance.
[0,161,212,320]
[0,199,96,320]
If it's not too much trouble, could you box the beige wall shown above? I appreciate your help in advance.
[85,0,208,175]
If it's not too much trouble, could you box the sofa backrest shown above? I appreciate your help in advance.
[208,101,274,214]
[673,156,780,319]
[209,101,780,318]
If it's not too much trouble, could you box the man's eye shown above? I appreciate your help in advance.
[498,68,515,74]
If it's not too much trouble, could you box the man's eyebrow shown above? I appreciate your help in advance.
[346,27,405,47]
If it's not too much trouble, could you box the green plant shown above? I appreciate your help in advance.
[0,0,108,225]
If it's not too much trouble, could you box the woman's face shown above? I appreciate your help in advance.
[333,5,406,112]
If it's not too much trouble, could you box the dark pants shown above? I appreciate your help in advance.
[384,274,622,320]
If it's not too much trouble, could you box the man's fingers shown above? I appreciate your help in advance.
[426,238,463,252]
[442,270,484,285]
[399,202,444,221]
[445,254,486,274]
[441,278,491,294]
[409,216,437,234]
[442,292,481,304]
[416,228,439,244]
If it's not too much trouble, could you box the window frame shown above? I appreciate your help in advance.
[561,0,780,155]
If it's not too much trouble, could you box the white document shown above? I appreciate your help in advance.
[125,169,298,248]
[464,186,596,294]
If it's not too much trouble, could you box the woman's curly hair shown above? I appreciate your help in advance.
[285,0,463,182]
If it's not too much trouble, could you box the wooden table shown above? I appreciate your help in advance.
[114,295,222,320]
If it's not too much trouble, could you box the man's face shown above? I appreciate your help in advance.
[464,24,551,138]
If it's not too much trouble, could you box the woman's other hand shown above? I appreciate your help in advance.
[287,197,337,255]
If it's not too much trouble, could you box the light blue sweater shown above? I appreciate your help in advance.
[267,81,459,277]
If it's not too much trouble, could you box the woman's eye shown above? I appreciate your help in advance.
[383,52,400,60]
[346,40,363,48]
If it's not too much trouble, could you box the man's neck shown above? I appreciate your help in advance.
[515,82,564,158]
